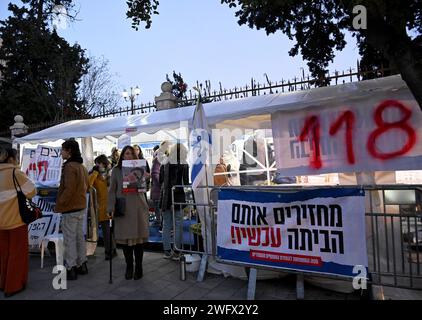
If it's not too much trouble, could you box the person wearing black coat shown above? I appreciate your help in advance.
[159,143,189,260]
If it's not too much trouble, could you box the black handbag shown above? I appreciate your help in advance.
[114,197,126,217]
[12,169,42,225]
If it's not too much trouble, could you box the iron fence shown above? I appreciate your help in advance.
[0,65,394,138]
[365,186,422,289]
[172,184,422,300]
[92,65,394,118]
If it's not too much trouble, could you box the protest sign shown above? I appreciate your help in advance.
[122,159,147,193]
[20,147,36,175]
[28,195,60,251]
[217,188,367,278]
[117,134,131,149]
[271,96,422,176]
[25,145,62,187]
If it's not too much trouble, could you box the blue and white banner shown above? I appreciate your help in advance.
[217,188,368,278]
[189,97,214,255]
[190,98,212,189]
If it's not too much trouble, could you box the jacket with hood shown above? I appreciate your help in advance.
[0,164,36,230]
[55,156,89,214]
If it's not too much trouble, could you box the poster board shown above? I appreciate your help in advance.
[272,97,422,176]
[122,159,147,193]
[24,145,62,187]
[217,188,368,278]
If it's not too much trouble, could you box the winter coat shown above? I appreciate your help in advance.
[55,157,89,214]
[107,167,149,242]
[88,171,110,222]
[150,153,161,201]
[159,163,189,211]
[0,164,36,230]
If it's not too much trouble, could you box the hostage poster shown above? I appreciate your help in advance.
[217,188,368,278]
[24,145,62,187]
[122,159,147,193]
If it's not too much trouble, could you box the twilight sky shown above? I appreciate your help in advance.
[1,0,360,107]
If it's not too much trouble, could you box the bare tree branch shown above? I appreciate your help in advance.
[78,56,122,116]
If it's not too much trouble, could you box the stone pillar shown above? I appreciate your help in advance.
[10,115,28,138]
[155,81,178,111]
[10,115,28,150]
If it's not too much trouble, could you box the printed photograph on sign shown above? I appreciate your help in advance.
[122,159,147,193]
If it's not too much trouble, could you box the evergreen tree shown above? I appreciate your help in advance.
[0,1,88,131]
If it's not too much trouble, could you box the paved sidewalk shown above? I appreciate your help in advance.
[1,249,362,300]
[380,286,422,300]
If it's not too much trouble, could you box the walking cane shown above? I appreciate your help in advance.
[109,217,113,284]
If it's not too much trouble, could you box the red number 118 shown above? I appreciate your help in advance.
[298,100,416,169]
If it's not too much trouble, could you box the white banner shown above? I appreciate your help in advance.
[26,145,62,187]
[217,188,367,278]
[117,134,131,149]
[271,94,422,176]
[28,196,61,251]
[21,147,36,176]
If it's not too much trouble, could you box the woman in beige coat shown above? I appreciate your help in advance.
[0,147,36,297]
[108,146,149,280]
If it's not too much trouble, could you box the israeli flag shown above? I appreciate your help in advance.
[190,97,214,256]
[190,98,212,189]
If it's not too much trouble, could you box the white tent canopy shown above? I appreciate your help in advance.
[15,75,422,283]
[16,75,409,144]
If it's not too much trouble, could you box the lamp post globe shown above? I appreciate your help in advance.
[122,86,140,115]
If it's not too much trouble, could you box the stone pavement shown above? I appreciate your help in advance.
[1,249,362,300]
[380,286,422,300]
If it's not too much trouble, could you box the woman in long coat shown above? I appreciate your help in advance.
[0,147,36,297]
[108,146,149,280]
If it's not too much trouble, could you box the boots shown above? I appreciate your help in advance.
[76,262,88,275]
[67,266,78,281]
[122,245,134,280]
[133,244,144,280]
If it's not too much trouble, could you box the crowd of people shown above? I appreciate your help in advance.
[0,139,189,297]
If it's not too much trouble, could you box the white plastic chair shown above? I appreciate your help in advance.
[40,214,64,268]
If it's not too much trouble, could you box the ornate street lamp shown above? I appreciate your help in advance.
[122,86,141,115]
